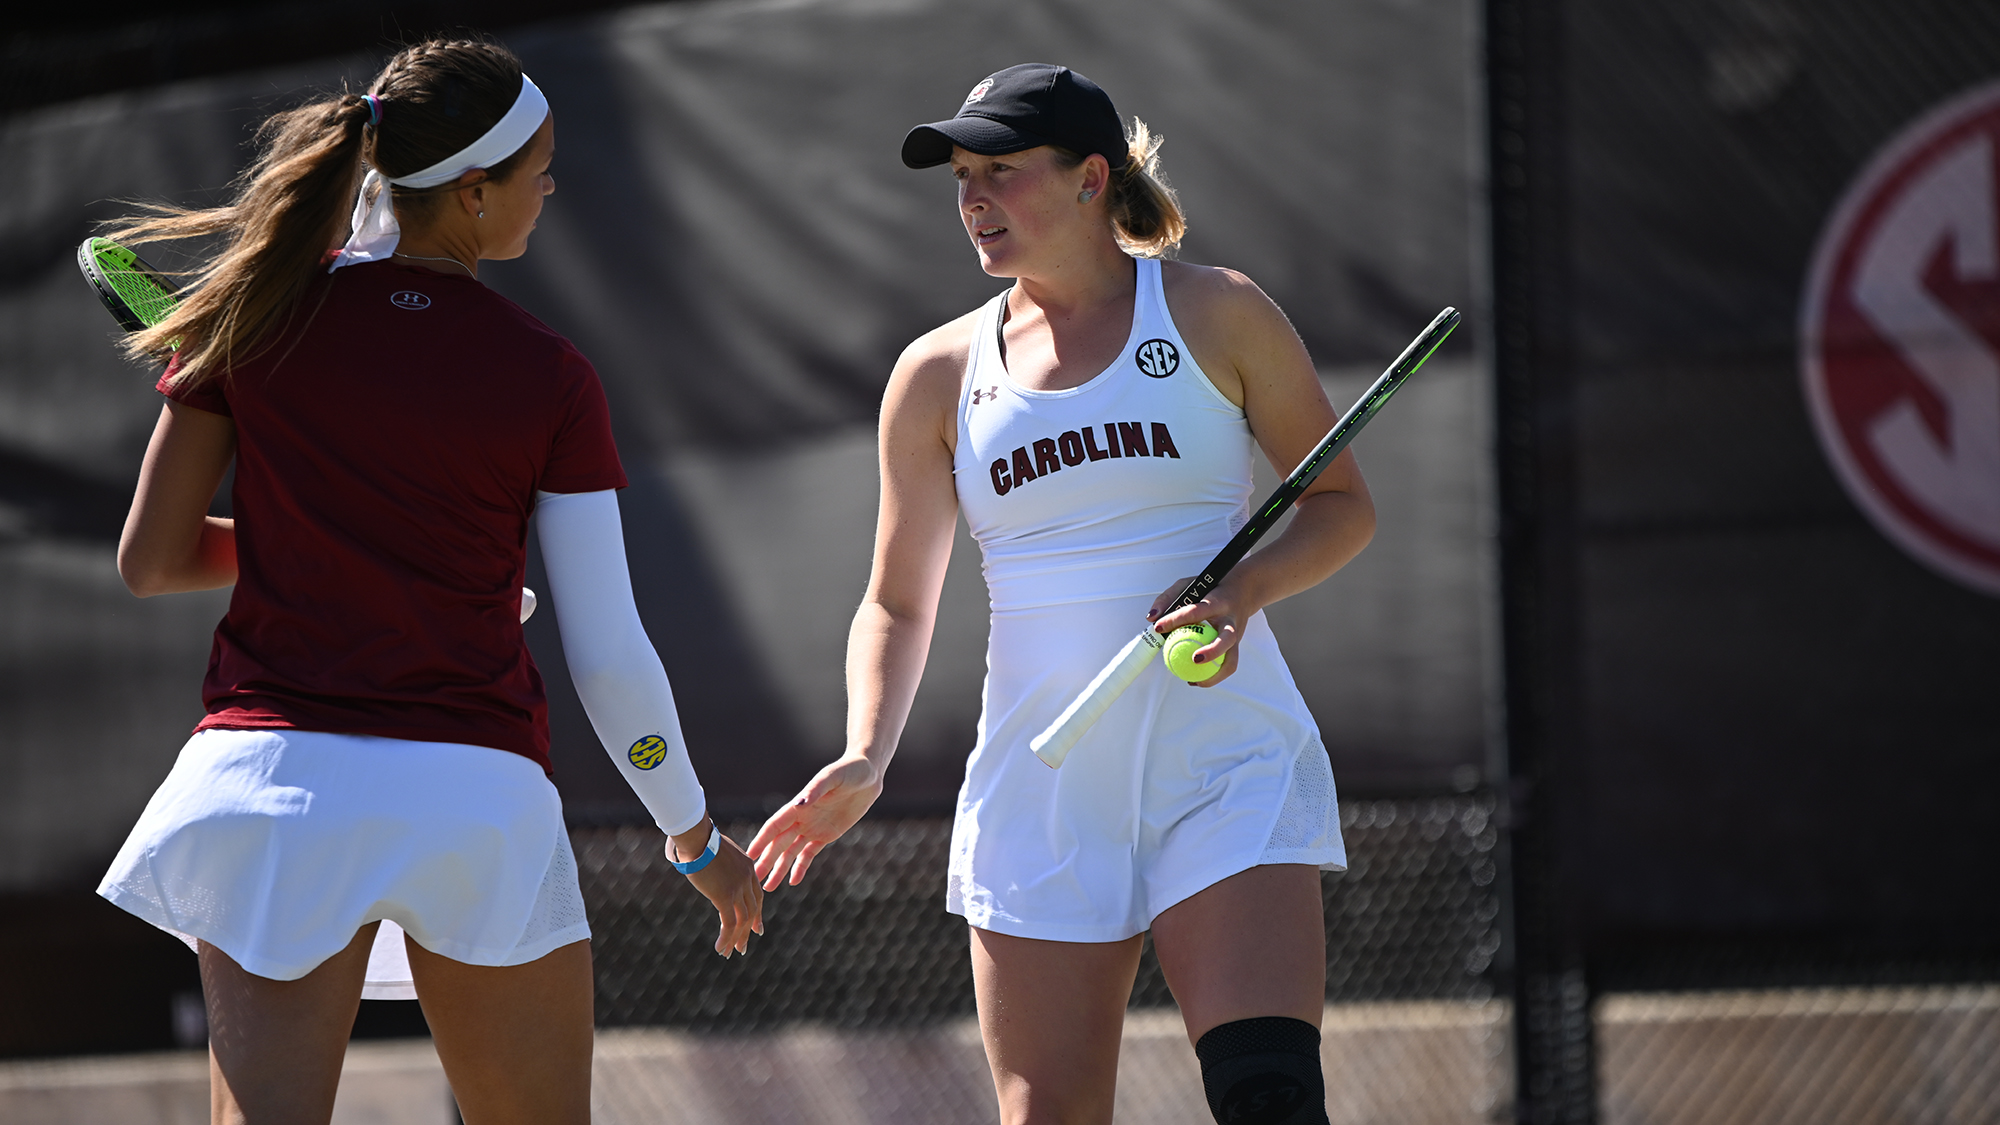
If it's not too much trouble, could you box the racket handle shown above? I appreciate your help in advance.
[1030,628,1164,768]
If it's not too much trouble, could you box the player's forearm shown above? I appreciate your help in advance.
[1225,488,1375,614]
[842,598,936,771]
[121,516,237,596]
[567,643,707,837]
[121,402,239,597]
[537,489,708,836]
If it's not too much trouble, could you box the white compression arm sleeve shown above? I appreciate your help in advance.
[534,489,706,837]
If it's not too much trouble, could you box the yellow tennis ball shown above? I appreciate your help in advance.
[1163,622,1222,682]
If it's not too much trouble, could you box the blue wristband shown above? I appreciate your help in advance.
[668,823,720,875]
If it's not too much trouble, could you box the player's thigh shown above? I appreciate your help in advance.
[201,923,375,1125]
[406,937,594,1125]
[971,926,1144,1125]
[1149,863,1326,1043]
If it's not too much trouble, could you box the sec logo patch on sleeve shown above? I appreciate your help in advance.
[627,735,668,770]
[1802,77,2000,595]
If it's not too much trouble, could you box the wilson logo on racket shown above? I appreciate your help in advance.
[1135,339,1179,378]
[627,735,668,771]
[390,291,432,311]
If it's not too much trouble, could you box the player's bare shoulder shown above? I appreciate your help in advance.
[1160,261,1297,407]
[883,308,982,452]
[1161,260,1293,337]
[895,309,979,388]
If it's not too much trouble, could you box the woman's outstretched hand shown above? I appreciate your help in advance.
[671,817,764,957]
[749,754,883,891]
[1147,576,1249,688]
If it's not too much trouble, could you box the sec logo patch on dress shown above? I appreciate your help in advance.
[1801,77,2000,595]
[1136,338,1179,378]
[390,291,431,310]
[628,735,668,770]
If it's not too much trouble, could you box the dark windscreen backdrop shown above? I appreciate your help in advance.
[1508,0,2000,996]
[0,0,1483,892]
[1491,4,2000,1114]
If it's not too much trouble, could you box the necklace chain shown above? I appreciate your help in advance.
[393,251,475,276]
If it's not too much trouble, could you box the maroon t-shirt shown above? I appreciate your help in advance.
[161,260,627,773]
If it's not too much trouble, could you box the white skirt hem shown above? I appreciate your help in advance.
[950,843,1346,945]
[98,729,590,991]
[101,884,595,986]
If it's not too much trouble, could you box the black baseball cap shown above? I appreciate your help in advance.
[902,63,1128,171]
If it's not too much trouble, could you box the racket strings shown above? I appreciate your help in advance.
[103,265,180,328]
[84,238,182,332]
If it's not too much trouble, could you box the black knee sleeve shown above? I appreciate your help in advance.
[1194,1017,1329,1125]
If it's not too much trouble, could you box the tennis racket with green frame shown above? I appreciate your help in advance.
[1029,306,1462,768]
[77,236,181,333]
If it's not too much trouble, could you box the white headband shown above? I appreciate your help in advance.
[332,73,550,272]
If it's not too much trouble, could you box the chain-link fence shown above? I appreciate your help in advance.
[580,798,1503,1028]
[572,799,2000,1125]
[1596,986,2000,1125]
[572,797,1509,1122]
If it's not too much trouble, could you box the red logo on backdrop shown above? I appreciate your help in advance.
[1802,79,2000,595]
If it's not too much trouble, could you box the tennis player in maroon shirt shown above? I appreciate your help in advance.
[96,39,758,1124]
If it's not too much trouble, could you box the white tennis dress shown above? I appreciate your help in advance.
[947,257,1345,944]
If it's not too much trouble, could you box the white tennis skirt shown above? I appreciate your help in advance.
[99,728,589,998]
[950,598,1346,944]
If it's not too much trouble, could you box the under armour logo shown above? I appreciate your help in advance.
[971,386,1000,405]
[389,291,431,310]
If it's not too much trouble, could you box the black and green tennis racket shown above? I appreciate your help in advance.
[1030,306,1462,768]
[77,236,180,333]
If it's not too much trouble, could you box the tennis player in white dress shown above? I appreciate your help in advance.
[752,65,1375,1125]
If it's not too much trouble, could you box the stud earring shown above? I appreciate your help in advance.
[477,211,485,219]
[1078,189,1096,203]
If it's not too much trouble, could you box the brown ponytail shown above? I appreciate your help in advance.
[1054,117,1187,259]
[111,38,529,391]
[114,95,370,389]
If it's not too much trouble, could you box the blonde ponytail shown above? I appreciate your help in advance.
[1053,117,1186,258]
[1104,119,1185,258]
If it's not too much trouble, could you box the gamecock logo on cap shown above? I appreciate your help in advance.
[1801,78,2000,595]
